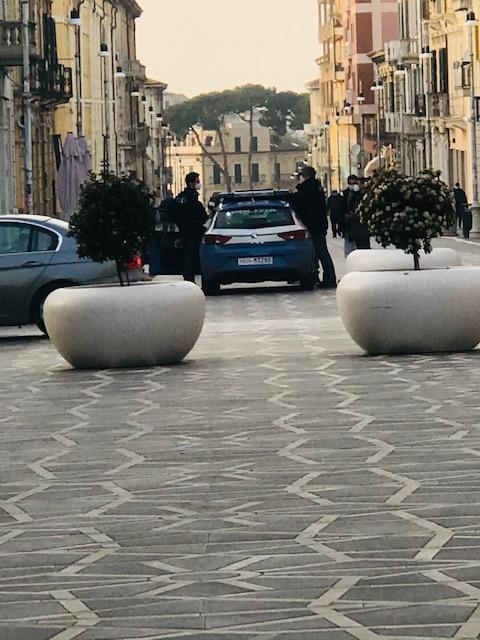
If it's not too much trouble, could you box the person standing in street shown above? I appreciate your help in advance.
[290,166,337,289]
[453,182,468,230]
[342,174,371,257]
[327,189,344,238]
[170,172,208,283]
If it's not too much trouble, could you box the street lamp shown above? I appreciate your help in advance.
[466,10,480,234]
[99,42,110,57]
[69,9,81,26]
[114,66,125,79]
[420,46,433,168]
[130,86,140,97]
[357,85,366,174]
[324,120,332,193]
[371,76,384,167]
[394,64,407,173]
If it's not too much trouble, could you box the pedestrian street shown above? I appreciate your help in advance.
[2,237,480,639]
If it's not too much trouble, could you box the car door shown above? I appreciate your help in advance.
[0,222,58,325]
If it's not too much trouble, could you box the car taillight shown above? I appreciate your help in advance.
[126,255,143,270]
[204,234,232,245]
[278,230,307,241]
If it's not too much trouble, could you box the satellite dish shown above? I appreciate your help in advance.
[350,144,361,157]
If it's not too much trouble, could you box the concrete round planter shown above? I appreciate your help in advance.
[44,282,206,369]
[337,267,480,355]
[346,248,461,273]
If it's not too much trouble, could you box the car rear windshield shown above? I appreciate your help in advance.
[215,207,294,230]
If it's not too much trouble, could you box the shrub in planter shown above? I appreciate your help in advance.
[44,172,206,369]
[357,169,455,270]
[68,171,156,284]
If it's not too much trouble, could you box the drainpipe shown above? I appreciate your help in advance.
[74,0,85,138]
[21,0,33,214]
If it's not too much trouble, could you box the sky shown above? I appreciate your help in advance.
[136,0,319,97]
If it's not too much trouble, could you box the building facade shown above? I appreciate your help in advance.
[308,0,398,189]
[0,0,72,214]
[170,114,308,203]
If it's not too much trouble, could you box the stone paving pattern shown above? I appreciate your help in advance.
[2,238,480,639]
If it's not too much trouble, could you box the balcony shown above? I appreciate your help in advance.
[0,20,38,66]
[385,39,419,63]
[385,112,423,135]
[31,60,73,104]
[122,59,146,79]
[430,93,449,118]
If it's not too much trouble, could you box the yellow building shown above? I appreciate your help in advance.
[0,0,72,214]
[170,114,308,203]
[53,0,147,176]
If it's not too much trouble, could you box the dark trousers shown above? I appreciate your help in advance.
[182,234,201,283]
[354,236,371,250]
[330,216,339,237]
[310,232,337,286]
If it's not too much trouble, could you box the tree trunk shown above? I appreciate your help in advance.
[190,126,232,192]
[216,126,232,192]
[413,251,420,271]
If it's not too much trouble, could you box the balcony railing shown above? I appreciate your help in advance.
[430,93,449,118]
[0,20,37,65]
[385,39,419,63]
[31,60,73,104]
[122,59,146,79]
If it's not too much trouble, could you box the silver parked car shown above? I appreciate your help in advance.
[0,215,144,333]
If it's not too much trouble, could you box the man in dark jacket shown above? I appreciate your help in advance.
[290,166,337,288]
[342,174,370,256]
[453,182,468,229]
[327,189,345,237]
[170,172,208,283]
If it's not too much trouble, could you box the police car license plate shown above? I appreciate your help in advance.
[238,257,274,266]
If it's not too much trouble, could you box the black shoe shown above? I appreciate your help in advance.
[317,281,337,290]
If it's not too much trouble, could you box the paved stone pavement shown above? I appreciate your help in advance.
[2,238,480,640]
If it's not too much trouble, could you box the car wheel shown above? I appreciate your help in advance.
[299,272,317,291]
[32,284,70,335]
[201,278,220,296]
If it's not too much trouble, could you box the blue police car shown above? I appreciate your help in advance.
[200,190,317,295]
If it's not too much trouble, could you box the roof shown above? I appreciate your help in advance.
[117,0,142,19]
[0,214,68,231]
[145,78,168,89]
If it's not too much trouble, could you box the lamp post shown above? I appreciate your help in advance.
[357,84,366,174]
[344,101,353,174]
[324,120,332,194]
[394,63,407,173]
[371,75,384,168]
[466,10,480,235]
[70,7,83,138]
[21,0,33,214]
[420,45,433,168]
[335,110,341,188]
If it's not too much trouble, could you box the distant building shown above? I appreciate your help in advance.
[169,113,308,203]
[163,92,189,110]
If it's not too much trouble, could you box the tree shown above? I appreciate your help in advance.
[168,91,235,191]
[69,172,155,286]
[358,169,455,270]
[230,85,272,189]
[260,91,310,139]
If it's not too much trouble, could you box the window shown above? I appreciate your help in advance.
[0,223,58,255]
[462,61,471,89]
[213,164,221,185]
[431,50,438,94]
[252,136,258,152]
[234,164,242,184]
[234,137,242,153]
[439,47,449,94]
[215,206,294,230]
[274,162,281,183]
[205,135,213,147]
[0,223,31,254]
[252,163,260,183]
[32,228,58,252]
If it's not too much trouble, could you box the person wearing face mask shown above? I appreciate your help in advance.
[170,172,208,283]
[289,166,337,289]
[342,175,371,257]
